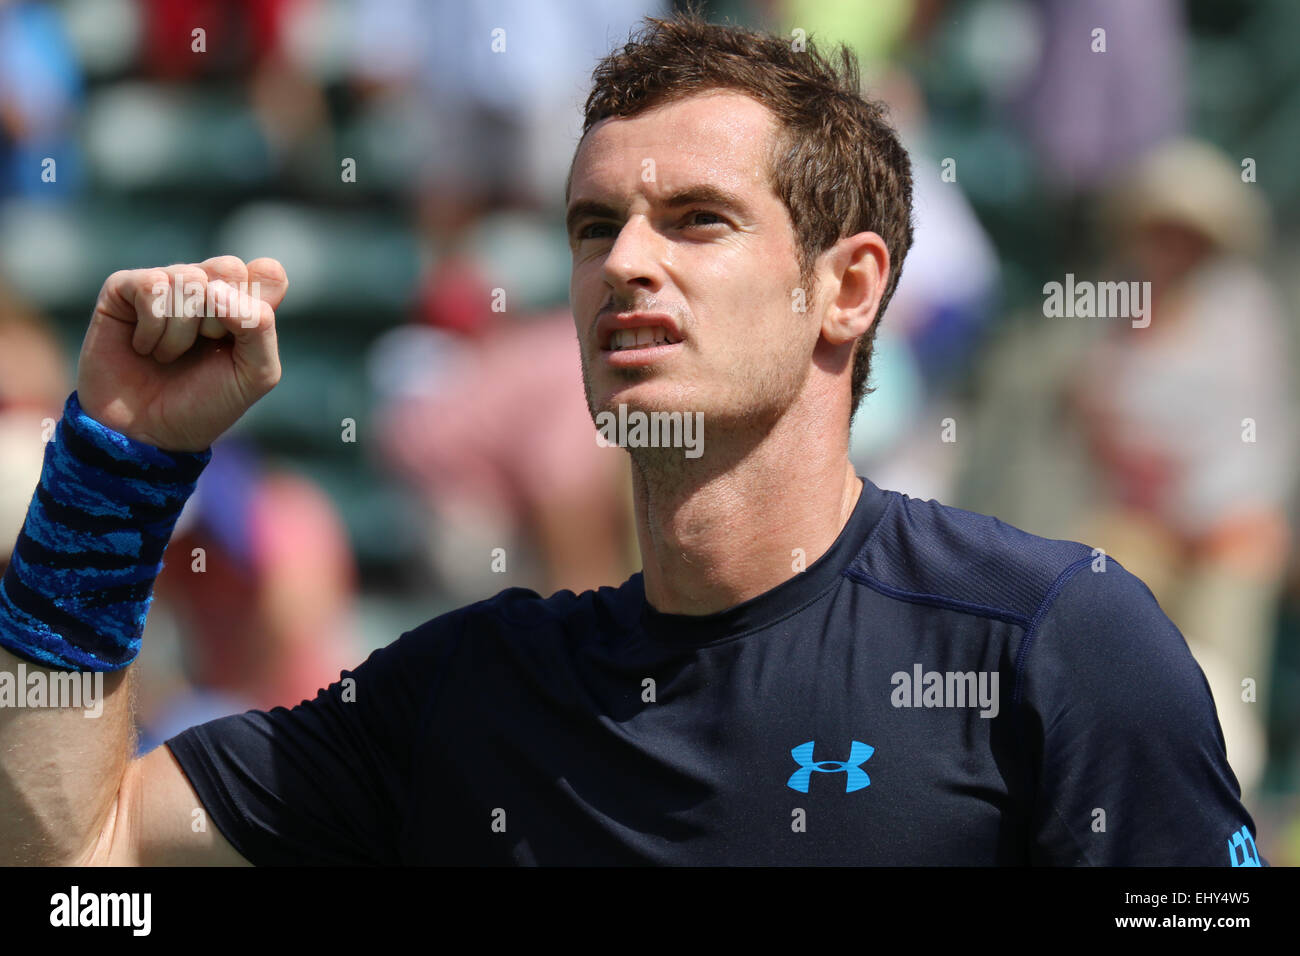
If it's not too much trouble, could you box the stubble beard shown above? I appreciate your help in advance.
[578,320,813,494]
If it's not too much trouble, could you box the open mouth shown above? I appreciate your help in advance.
[604,327,683,351]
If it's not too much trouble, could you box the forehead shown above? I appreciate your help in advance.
[569,90,778,200]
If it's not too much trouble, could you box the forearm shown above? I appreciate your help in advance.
[0,391,209,864]
[0,645,135,864]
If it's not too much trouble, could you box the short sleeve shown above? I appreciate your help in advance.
[1017,559,1264,866]
[165,611,467,865]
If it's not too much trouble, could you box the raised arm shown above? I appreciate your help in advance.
[0,257,286,865]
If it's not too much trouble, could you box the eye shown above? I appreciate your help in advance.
[684,210,726,228]
[576,222,616,241]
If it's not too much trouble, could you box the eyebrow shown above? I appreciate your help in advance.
[565,184,752,237]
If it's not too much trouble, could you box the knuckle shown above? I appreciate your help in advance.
[140,270,172,296]
[203,255,248,280]
[132,271,171,313]
[249,257,287,282]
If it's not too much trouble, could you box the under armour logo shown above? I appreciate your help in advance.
[1228,825,1261,867]
[787,740,874,793]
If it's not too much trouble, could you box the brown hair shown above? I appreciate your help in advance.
[571,5,914,418]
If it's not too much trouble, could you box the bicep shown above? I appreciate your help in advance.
[104,745,250,866]
[97,615,465,866]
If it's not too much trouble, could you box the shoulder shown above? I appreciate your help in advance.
[401,577,643,648]
[845,488,1180,681]
[845,489,1098,626]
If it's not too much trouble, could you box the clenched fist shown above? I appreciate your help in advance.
[75,256,287,452]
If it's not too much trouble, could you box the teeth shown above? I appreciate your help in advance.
[609,327,677,351]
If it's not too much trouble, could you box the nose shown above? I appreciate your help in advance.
[601,215,664,294]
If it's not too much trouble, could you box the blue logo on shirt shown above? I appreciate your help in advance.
[1228,825,1261,867]
[787,740,874,793]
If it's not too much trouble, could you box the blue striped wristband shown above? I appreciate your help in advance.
[0,391,210,671]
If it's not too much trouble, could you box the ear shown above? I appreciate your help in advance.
[818,232,890,347]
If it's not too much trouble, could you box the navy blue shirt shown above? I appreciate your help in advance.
[166,478,1263,865]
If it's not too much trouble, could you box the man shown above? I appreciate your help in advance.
[0,11,1261,866]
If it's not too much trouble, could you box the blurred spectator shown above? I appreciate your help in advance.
[0,412,47,576]
[349,0,661,238]
[1068,139,1295,798]
[1007,0,1187,195]
[0,281,69,574]
[0,0,84,199]
[146,440,365,737]
[0,280,71,414]
[138,0,297,79]
[137,0,332,174]
[372,253,635,599]
[775,0,916,79]
[850,69,1001,503]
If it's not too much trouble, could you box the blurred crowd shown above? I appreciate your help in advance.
[0,0,1298,861]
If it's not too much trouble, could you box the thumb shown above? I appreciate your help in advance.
[208,278,282,394]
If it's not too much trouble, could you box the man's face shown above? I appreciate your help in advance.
[567,90,820,434]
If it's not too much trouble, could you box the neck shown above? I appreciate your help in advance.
[631,399,862,615]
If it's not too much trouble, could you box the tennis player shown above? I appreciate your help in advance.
[0,10,1262,866]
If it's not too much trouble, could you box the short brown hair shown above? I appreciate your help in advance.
[571,6,914,419]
